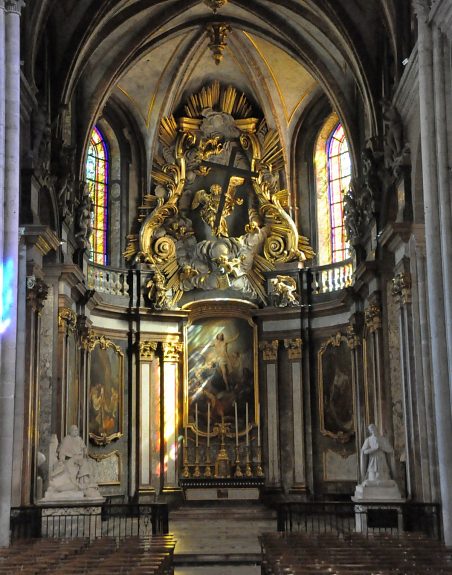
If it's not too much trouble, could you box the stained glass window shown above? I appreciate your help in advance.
[327,123,351,263]
[315,116,351,265]
[86,126,109,265]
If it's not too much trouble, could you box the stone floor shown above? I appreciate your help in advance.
[171,503,275,574]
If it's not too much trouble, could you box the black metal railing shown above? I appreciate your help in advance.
[274,501,441,540]
[10,502,169,541]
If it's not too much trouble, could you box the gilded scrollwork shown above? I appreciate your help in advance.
[124,82,314,309]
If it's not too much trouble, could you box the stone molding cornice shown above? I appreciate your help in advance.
[23,225,60,255]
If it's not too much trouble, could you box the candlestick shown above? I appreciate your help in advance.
[207,402,210,448]
[257,402,261,447]
[245,402,249,447]
[195,403,198,447]
[234,401,239,446]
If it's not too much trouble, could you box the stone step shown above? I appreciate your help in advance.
[174,553,261,565]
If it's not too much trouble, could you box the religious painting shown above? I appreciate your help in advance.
[318,333,354,442]
[88,336,124,445]
[186,313,258,438]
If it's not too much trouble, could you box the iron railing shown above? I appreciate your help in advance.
[10,502,169,541]
[274,501,441,540]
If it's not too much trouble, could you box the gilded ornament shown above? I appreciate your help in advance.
[58,307,77,330]
[203,0,228,12]
[284,338,302,360]
[124,81,314,308]
[346,324,361,349]
[365,305,382,332]
[162,341,183,362]
[260,340,279,361]
[270,275,300,307]
[139,340,158,360]
[206,23,231,65]
[392,272,411,305]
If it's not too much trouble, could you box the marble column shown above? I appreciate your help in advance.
[283,338,305,492]
[0,1,5,273]
[21,277,48,504]
[409,229,438,502]
[433,25,452,381]
[138,340,158,497]
[392,271,416,499]
[413,0,452,544]
[260,340,280,487]
[346,322,364,459]
[0,0,25,548]
[161,341,183,493]
[363,304,384,430]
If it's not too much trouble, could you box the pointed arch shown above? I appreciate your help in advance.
[315,114,351,265]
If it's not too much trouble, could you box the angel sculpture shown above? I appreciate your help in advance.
[270,275,300,307]
[192,178,244,237]
[146,271,169,310]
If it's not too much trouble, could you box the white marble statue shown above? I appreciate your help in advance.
[353,424,402,501]
[43,425,103,502]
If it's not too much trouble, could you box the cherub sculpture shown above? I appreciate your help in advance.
[270,275,300,307]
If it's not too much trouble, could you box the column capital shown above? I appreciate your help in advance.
[5,0,25,14]
[346,324,361,349]
[140,340,158,360]
[284,338,302,360]
[260,339,279,362]
[162,341,182,362]
[412,0,430,20]
[392,272,412,305]
[364,304,382,333]
[26,277,48,314]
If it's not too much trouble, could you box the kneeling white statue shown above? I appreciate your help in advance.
[43,425,103,502]
[353,424,402,501]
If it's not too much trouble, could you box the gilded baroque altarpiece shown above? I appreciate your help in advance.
[124,81,313,308]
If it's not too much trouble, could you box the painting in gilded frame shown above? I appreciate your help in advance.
[187,316,257,435]
[89,336,124,445]
[318,333,354,442]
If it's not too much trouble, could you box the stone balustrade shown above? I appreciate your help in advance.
[87,264,129,297]
[310,259,354,295]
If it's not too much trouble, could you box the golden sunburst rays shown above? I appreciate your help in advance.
[159,116,178,147]
[183,81,253,119]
